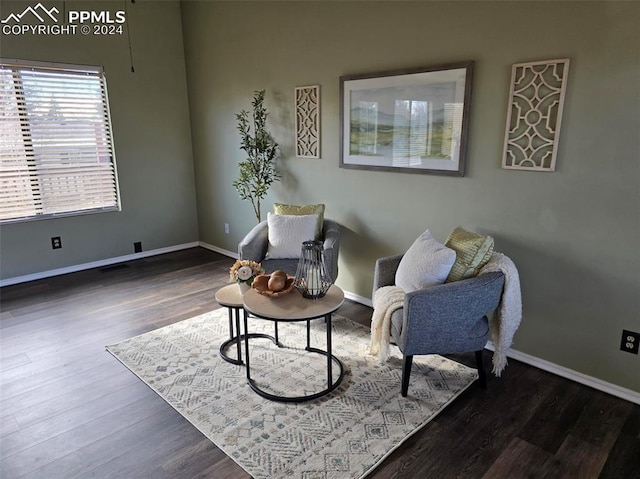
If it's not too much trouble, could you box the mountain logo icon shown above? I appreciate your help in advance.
[1,3,59,24]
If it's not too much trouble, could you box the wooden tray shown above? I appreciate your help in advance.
[251,274,296,297]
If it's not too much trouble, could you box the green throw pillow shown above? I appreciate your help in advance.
[273,203,325,239]
[444,226,494,283]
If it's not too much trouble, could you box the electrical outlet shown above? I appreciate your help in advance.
[134,241,142,253]
[51,236,62,249]
[620,330,640,354]
[224,223,230,234]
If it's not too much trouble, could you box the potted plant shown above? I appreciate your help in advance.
[229,259,264,294]
[233,90,279,223]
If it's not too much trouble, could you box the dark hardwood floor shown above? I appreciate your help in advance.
[1,247,638,478]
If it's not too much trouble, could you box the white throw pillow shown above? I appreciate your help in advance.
[395,230,456,293]
[266,212,318,259]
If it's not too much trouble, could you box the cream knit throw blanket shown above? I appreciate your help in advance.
[479,252,522,376]
[369,285,405,363]
[369,252,522,375]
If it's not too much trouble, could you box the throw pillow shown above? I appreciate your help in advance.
[266,212,318,259]
[444,226,494,283]
[395,229,456,293]
[273,203,325,239]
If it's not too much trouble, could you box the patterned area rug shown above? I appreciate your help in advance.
[106,308,477,479]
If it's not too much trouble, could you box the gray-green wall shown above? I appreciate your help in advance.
[0,0,198,279]
[0,1,637,396]
[181,1,639,393]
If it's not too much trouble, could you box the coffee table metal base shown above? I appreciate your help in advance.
[243,311,345,403]
[220,333,279,365]
[219,306,279,365]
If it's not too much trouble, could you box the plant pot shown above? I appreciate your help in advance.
[237,282,251,295]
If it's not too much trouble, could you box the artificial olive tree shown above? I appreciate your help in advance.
[233,90,279,223]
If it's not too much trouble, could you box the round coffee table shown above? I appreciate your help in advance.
[214,284,277,365]
[242,285,345,402]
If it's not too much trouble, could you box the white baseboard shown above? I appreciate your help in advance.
[484,341,640,405]
[0,242,200,288]
[198,241,238,259]
[344,290,373,308]
[3,242,637,405]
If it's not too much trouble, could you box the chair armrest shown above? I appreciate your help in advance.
[401,271,505,353]
[238,220,269,262]
[373,254,403,294]
[321,219,341,282]
[322,219,340,252]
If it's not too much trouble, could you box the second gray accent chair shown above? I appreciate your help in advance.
[373,253,505,396]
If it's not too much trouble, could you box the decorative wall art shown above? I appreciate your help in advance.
[339,61,474,176]
[295,85,320,159]
[502,59,570,172]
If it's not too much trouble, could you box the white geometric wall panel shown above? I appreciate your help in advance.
[502,59,570,171]
[295,85,320,159]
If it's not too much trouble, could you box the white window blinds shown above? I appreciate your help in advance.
[0,59,120,224]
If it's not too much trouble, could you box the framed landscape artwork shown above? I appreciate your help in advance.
[340,61,474,176]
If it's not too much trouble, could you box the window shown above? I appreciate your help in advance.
[354,101,378,155]
[0,59,120,224]
[393,99,430,165]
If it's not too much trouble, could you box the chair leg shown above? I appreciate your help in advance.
[401,355,413,397]
[475,350,487,389]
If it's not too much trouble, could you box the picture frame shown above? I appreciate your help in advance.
[340,61,474,176]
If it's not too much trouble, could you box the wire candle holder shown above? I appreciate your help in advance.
[294,240,332,299]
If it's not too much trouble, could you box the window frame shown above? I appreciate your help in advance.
[0,58,121,225]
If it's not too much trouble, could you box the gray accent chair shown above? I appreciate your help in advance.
[238,219,340,282]
[373,254,505,396]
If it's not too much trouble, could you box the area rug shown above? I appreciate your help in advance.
[106,308,478,479]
